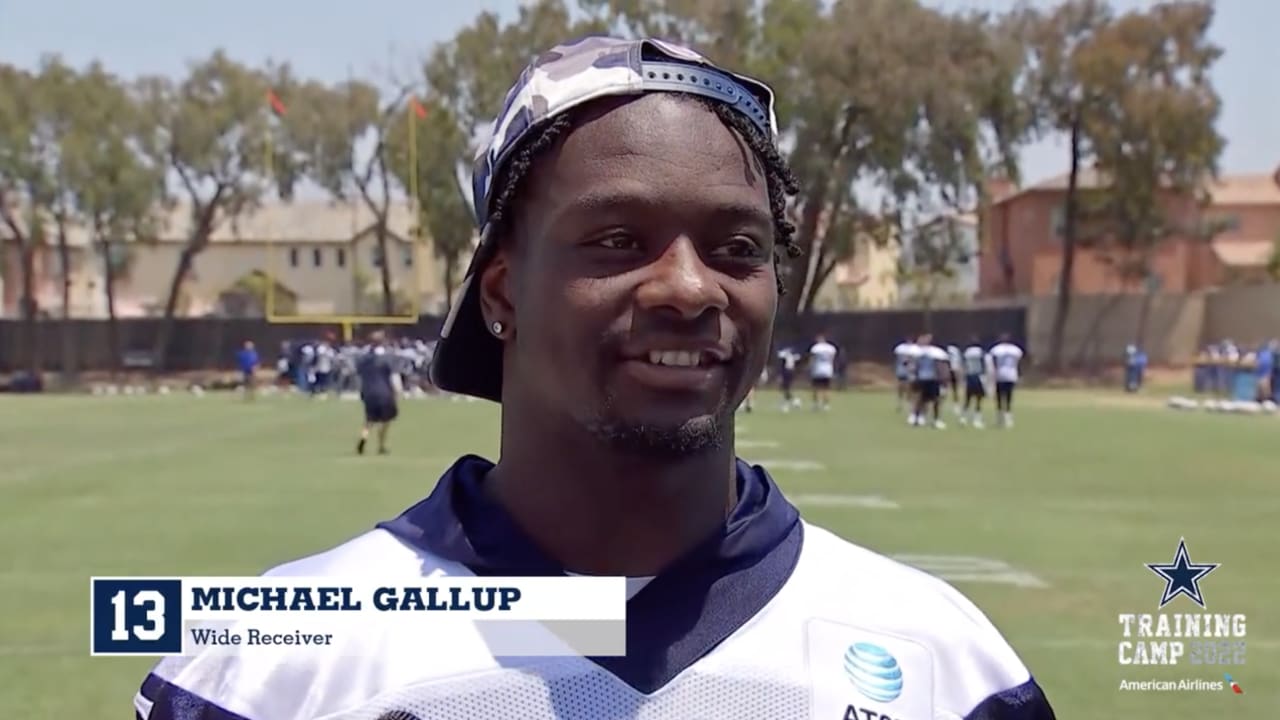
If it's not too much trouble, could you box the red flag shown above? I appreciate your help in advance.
[266,89,286,117]
[410,97,428,120]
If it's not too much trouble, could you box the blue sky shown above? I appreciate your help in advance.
[1,0,1275,184]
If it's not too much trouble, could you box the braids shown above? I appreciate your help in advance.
[484,93,804,294]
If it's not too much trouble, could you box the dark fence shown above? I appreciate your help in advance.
[0,316,445,373]
[776,306,1028,363]
[0,304,1026,373]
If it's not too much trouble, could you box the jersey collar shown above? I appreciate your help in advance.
[377,453,803,694]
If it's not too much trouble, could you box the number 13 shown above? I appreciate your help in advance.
[110,590,166,642]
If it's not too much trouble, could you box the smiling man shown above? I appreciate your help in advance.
[134,36,1055,720]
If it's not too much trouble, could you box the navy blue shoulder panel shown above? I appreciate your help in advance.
[138,672,252,720]
[962,678,1057,720]
[377,454,803,694]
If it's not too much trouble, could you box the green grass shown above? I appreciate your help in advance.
[1,388,1275,718]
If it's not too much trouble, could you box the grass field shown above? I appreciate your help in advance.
[2,387,1275,718]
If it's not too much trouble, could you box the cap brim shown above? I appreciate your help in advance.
[428,243,504,402]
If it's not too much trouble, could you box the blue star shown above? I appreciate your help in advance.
[1146,538,1219,609]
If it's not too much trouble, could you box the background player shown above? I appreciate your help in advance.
[234,340,258,401]
[911,333,951,429]
[356,331,402,455]
[776,345,802,412]
[989,333,1025,428]
[808,333,838,411]
[893,335,918,415]
[946,341,964,417]
[961,335,991,428]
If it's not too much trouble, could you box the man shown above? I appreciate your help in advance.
[1255,339,1275,403]
[961,335,991,428]
[134,36,1054,720]
[1124,344,1147,393]
[776,344,802,411]
[910,332,951,429]
[989,333,1025,428]
[312,336,336,396]
[808,332,838,411]
[1270,339,1280,404]
[946,342,964,415]
[234,340,258,401]
[355,331,402,455]
[295,340,316,393]
[892,335,918,415]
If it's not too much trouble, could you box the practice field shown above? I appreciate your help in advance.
[1,387,1275,718]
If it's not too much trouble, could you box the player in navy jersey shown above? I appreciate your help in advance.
[946,343,964,417]
[134,36,1055,720]
[960,335,991,428]
[355,331,402,455]
[910,333,951,429]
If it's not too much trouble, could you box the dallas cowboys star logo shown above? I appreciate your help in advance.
[1146,538,1219,609]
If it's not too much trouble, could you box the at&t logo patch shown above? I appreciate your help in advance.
[844,642,904,702]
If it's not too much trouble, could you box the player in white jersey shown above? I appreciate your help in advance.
[808,333,838,411]
[312,340,336,396]
[989,333,1025,428]
[946,343,964,416]
[891,336,918,414]
[776,345,802,411]
[133,37,1054,720]
[960,335,992,428]
[909,333,952,429]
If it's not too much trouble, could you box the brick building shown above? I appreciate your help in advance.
[979,166,1280,298]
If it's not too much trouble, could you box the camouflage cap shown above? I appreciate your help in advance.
[430,35,780,402]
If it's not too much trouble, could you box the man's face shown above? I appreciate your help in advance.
[489,94,777,456]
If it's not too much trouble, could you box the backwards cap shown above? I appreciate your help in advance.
[429,36,779,402]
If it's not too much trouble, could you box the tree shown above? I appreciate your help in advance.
[757,0,942,316]
[895,9,1031,326]
[419,0,607,311]
[64,63,166,374]
[29,58,79,331]
[898,216,978,327]
[0,63,45,373]
[136,52,276,369]
[385,98,475,314]
[281,75,410,317]
[1023,0,1113,370]
[1079,1,1223,349]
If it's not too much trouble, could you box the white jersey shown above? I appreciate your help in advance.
[946,345,963,372]
[913,344,950,382]
[892,342,918,378]
[777,348,801,372]
[963,345,988,377]
[808,341,837,379]
[134,456,1053,720]
[989,342,1024,383]
[315,344,335,374]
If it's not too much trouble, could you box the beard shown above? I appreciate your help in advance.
[581,389,733,459]
[587,413,729,458]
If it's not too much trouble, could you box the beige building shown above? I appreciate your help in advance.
[1,199,465,319]
[809,233,901,310]
[897,213,981,307]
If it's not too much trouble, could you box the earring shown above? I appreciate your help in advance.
[491,320,504,336]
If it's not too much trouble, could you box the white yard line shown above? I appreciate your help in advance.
[752,459,826,471]
[892,554,1050,589]
[791,493,901,510]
